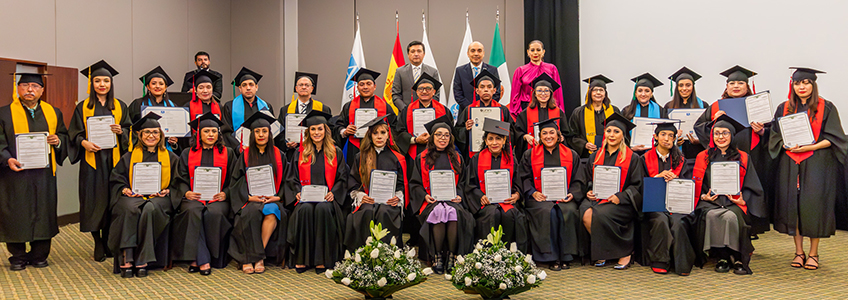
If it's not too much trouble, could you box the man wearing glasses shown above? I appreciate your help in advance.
[396,72,453,160]
[276,72,332,155]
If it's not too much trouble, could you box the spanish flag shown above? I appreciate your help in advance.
[383,17,403,115]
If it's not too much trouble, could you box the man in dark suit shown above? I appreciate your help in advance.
[181,51,223,100]
[391,41,440,111]
[452,41,501,113]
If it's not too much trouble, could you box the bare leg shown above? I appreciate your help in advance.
[792,228,805,267]
[582,209,593,235]
[617,255,631,265]
[261,215,277,248]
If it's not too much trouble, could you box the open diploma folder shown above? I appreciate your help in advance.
[642,177,696,214]
[717,91,774,126]
[142,106,191,137]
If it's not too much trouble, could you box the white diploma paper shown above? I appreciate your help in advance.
[86,115,117,149]
[710,162,740,195]
[246,165,276,197]
[131,162,162,195]
[300,185,329,202]
[193,166,222,201]
[285,113,306,143]
[593,165,621,200]
[745,91,774,124]
[15,132,49,170]
[470,108,502,152]
[429,169,457,201]
[412,108,436,136]
[778,112,816,148]
[484,169,511,204]
[354,108,378,138]
[631,117,679,147]
[665,179,695,214]
[668,108,705,140]
[142,106,190,137]
[541,167,568,201]
[369,170,397,204]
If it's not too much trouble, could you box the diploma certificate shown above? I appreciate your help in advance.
[300,185,328,202]
[132,162,162,195]
[541,167,568,201]
[193,166,222,201]
[593,165,621,200]
[412,108,436,136]
[429,169,457,201]
[246,165,276,197]
[354,108,378,138]
[15,132,49,170]
[369,170,397,204]
[86,115,117,149]
[710,161,740,195]
[778,112,816,148]
[484,169,511,204]
[470,108,502,152]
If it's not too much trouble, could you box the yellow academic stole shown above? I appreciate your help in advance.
[82,98,123,169]
[584,104,613,154]
[128,147,171,192]
[10,99,58,175]
[287,94,324,114]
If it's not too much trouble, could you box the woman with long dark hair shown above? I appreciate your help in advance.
[509,40,563,115]
[128,66,179,150]
[622,73,668,153]
[514,73,569,158]
[665,67,708,177]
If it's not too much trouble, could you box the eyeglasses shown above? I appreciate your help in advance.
[713,132,732,137]
[141,130,161,136]
[18,83,43,90]
[433,133,451,139]
[296,83,313,88]
[417,87,434,92]
[535,89,551,95]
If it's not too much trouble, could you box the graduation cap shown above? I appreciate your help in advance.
[81,60,119,78]
[604,112,636,132]
[720,65,757,82]
[293,71,318,94]
[14,73,49,87]
[240,111,277,130]
[669,66,701,83]
[412,72,442,92]
[233,67,263,86]
[298,110,332,127]
[649,120,682,135]
[131,112,162,132]
[351,68,381,83]
[482,118,510,137]
[631,72,663,89]
[536,117,560,130]
[711,114,745,136]
[193,69,220,85]
[473,68,501,88]
[139,66,174,86]
[531,73,561,91]
[790,67,825,82]
[188,111,224,130]
[359,114,389,131]
[583,74,613,89]
[423,114,453,135]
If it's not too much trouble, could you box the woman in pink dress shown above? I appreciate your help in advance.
[509,40,563,116]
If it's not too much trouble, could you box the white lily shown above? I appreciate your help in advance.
[527,274,536,284]
[407,248,416,258]
[377,277,387,287]
[445,274,452,281]
[325,269,334,278]
[370,248,380,259]
[524,254,533,264]
[514,265,523,272]
[355,254,362,263]
[407,272,416,281]
[342,278,351,285]
[499,283,507,290]
[539,270,547,280]
[365,236,373,244]
[390,236,397,245]
[510,242,518,253]
[475,262,483,269]
[456,255,465,264]
[494,254,502,262]
[423,267,434,275]
[464,277,472,286]
[344,250,351,260]
[393,250,401,259]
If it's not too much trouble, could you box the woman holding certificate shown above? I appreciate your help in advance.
[519,118,582,271]
[409,115,474,275]
[344,115,409,251]
[576,112,645,270]
[514,73,569,158]
[665,67,708,167]
[568,74,621,159]
[68,60,130,262]
[285,111,349,274]
[229,112,289,274]
[691,115,764,275]
[128,66,180,152]
[621,73,668,153]
[108,113,179,278]
[768,68,847,270]
[170,112,237,276]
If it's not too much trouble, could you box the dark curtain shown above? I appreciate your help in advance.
[524,0,580,115]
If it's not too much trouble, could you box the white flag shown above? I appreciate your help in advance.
[421,15,445,107]
[446,17,473,121]
[342,20,367,105]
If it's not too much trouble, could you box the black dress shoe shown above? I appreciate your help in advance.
[30,260,49,268]
[295,267,309,273]
[135,267,148,278]
[315,267,327,275]
[120,268,134,278]
[200,268,212,276]
[10,263,26,271]
[714,259,730,273]
[188,266,200,273]
[549,261,562,271]
[732,262,749,275]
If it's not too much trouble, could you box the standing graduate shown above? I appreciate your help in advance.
[455,69,512,159]
[222,67,275,150]
[0,73,68,271]
[344,115,409,251]
[181,69,232,152]
[509,40,563,115]
[691,115,765,275]
[768,68,847,270]
[228,112,289,274]
[409,115,474,275]
[622,73,668,153]
[635,121,696,275]
[171,112,237,275]
[109,113,179,278]
[68,60,130,262]
[514,73,569,158]
[577,113,645,270]
[569,75,621,159]
[285,110,349,274]
[461,119,527,251]
[519,118,583,271]
[665,67,708,178]
[276,72,333,159]
[127,66,179,152]
[396,72,453,160]
[334,68,398,167]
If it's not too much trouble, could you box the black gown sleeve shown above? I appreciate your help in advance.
[518,151,536,199]
[568,107,589,157]
[395,106,414,153]
[67,102,87,164]
[172,148,192,201]
[409,155,428,215]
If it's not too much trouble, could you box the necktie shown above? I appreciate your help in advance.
[473,66,479,77]
[27,107,36,118]
[413,67,421,82]
[299,103,307,114]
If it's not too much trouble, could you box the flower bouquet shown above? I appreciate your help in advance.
[449,226,546,300]
[327,221,431,299]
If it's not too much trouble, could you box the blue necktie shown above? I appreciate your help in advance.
[473,66,479,77]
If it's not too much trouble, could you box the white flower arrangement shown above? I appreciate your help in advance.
[450,226,544,299]
[329,221,429,299]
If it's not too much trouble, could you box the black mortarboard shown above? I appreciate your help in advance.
[531,72,561,91]
[669,66,701,83]
[412,72,442,92]
[193,69,220,85]
[631,72,663,89]
[294,71,319,94]
[790,67,825,82]
[131,112,162,131]
[81,60,119,78]
[139,66,174,86]
[720,65,757,82]
[351,68,381,83]
[604,112,636,132]
[359,114,389,130]
[423,114,453,135]
[473,69,501,88]
[188,111,224,130]
[299,110,332,127]
[649,120,681,135]
[233,67,263,86]
[536,117,560,130]
[482,118,510,137]
[15,73,48,86]
[583,74,613,89]
[240,111,277,130]
[711,114,745,137]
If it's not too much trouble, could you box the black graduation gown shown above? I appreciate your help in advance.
[170,146,237,268]
[768,100,848,238]
[128,96,182,153]
[221,97,275,150]
[735,126,774,235]
[453,101,512,160]
[333,96,399,167]
[575,149,645,261]
[285,146,349,267]
[108,148,179,267]
[462,152,528,251]
[568,104,621,159]
[275,99,333,159]
[68,99,132,232]
[0,101,68,243]
[228,148,289,265]
[344,149,407,251]
[396,101,454,158]
[513,106,570,158]
[180,99,233,150]
[519,146,583,262]
[410,151,474,256]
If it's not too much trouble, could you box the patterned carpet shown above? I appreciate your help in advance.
[2,223,847,299]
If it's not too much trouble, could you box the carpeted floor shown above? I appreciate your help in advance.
[2,223,847,299]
